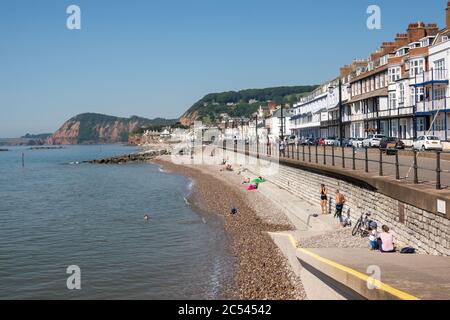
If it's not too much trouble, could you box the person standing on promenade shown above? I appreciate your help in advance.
[279,139,286,158]
[320,184,328,215]
[335,190,346,223]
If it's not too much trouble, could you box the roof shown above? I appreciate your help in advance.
[271,108,293,118]
[350,65,389,83]
[347,88,388,104]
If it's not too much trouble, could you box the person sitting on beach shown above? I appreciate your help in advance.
[242,178,251,184]
[369,223,378,250]
[377,225,396,253]
[225,164,233,171]
[251,177,266,184]
[247,184,258,191]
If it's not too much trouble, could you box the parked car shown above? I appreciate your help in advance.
[301,137,316,146]
[324,137,339,146]
[380,137,406,150]
[413,135,443,151]
[287,135,297,145]
[380,137,405,155]
[363,134,386,148]
[315,138,325,146]
[342,138,352,147]
[350,138,364,148]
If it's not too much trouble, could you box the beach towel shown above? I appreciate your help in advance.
[251,178,266,184]
[247,184,258,191]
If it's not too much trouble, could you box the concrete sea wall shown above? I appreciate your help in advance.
[243,157,450,256]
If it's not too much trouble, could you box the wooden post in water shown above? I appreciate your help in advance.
[22,152,25,168]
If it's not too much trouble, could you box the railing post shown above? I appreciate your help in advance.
[436,151,442,190]
[302,145,305,162]
[323,145,327,165]
[413,150,419,184]
[352,147,356,170]
[287,143,290,158]
[395,151,400,180]
[365,147,369,173]
[291,144,294,159]
[341,145,345,169]
[332,145,335,166]
[297,144,300,161]
[308,145,311,163]
[379,148,383,176]
[315,144,319,164]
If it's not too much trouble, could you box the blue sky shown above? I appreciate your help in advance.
[0,0,447,137]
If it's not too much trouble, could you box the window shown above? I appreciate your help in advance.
[417,87,424,102]
[417,118,425,132]
[399,83,405,104]
[410,59,424,77]
[435,117,444,131]
[434,88,446,101]
[389,67,401,83]
[389,92,397,109]
[434,59,446,80]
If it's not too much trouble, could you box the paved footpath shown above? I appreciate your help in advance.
[297,247,450,300]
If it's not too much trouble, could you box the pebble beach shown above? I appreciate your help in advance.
[153,156,306,300]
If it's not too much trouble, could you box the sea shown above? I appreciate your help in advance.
[0,145,234,299]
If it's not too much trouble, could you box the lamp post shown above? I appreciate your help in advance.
[328,78,344,146]
[280,104,285,141]
[338,78,343,146]
[255,113,259,158]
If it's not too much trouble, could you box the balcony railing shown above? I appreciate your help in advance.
[416,98,448,113]
[415,69,448,85]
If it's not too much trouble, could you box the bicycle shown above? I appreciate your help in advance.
[351,212,374,237]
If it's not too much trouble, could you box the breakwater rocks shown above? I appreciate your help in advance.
[29,146,65,150]
[85,149,171,164]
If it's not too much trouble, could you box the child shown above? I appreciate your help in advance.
[369,226,378,250]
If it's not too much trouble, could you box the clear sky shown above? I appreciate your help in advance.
[0,0,447,137]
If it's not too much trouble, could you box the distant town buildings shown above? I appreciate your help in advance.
[291,2,450,143]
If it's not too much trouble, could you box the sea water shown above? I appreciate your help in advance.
[0,145,233,299]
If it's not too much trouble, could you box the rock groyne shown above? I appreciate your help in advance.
[85,149,171,164]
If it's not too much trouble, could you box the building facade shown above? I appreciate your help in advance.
[291,2,450,143]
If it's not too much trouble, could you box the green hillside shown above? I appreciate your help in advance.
[181,85,317,124]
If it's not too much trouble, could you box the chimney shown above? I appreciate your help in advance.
[340,65,352,78]
[425,23,438,36]
[394,34,408,49]
[407,22,427,42]
[380,41,397,54]
[447,1,450,29]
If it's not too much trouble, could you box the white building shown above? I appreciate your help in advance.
[268,107,292,140]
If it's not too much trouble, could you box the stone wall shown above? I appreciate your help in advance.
[249,161,450,256]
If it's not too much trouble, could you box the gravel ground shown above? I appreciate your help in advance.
[153,157,305,300]
[299,228,369,249]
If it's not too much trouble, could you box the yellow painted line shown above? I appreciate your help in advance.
[272,232,298,249]
[298,248,420,301]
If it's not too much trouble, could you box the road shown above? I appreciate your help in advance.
[236,144,450,189]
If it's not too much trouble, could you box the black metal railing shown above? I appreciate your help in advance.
[224,141,448,190]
